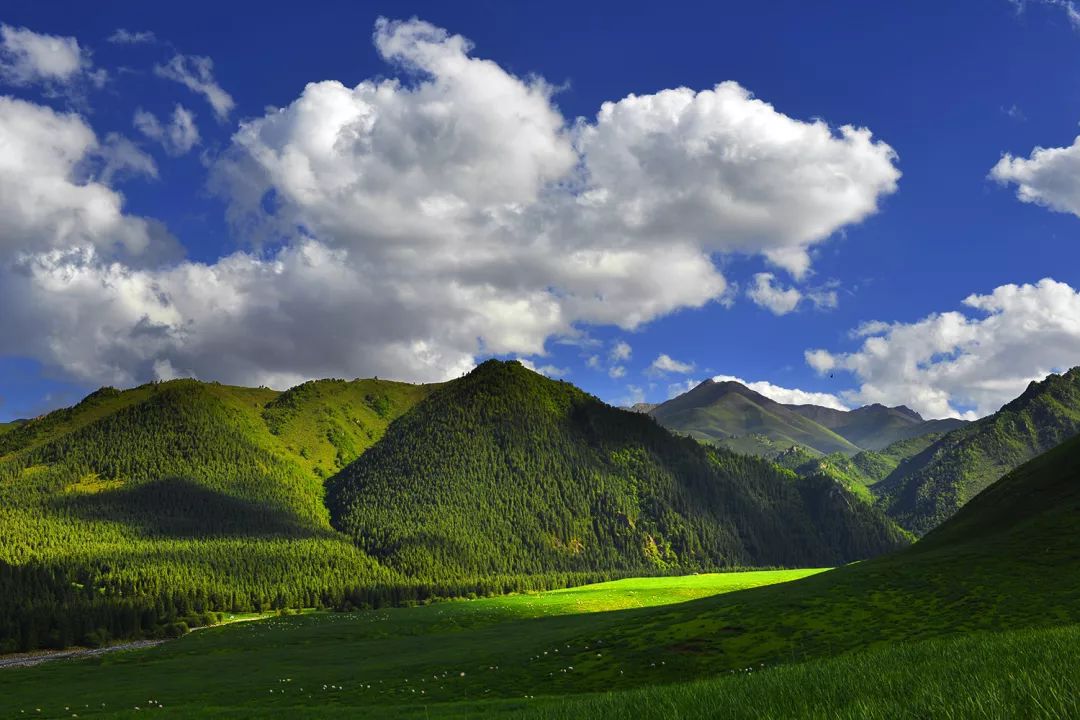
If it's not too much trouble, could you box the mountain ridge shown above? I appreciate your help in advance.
[328,360,908,576]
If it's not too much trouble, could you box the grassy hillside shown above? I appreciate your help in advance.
[0,419,26,436]
[328,361,908,579]
[0,378,435,653]
[650,380,860,456]
[2,424,1076,720]
[785,403,967,451]
[875,366,1080,533]
[1,429,1075,716]
[261,377,437,479]
[786,432,947,496]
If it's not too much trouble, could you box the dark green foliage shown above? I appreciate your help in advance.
[0,379,434,653]
[876,367,1080,533]
[328,361,908,578]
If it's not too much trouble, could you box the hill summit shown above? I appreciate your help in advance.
[327,360,908,577]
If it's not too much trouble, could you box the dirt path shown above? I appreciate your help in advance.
[0,640,168,670]
[0,612,285,670]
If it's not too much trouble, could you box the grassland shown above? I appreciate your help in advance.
[0,566,1074,719]
[0,571,819,717]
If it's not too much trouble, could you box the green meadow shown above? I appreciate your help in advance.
[1,559,1076,719]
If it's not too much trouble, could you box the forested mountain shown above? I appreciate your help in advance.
[871,367,1080,534]
[0,378,435,653]
[557,415,1080,688]
[785,402,967,451]
[327,361,908,579]
[782,432,950,496]
[649,380,861,456]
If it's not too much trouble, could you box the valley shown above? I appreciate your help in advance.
[1,361,1078,717]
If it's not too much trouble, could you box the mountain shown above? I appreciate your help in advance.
[327,361,908,578]
[875,367,1080,534]
[649,379,861,456]
[785,431,951,494]
[627,402,658,414]
[0,419,26,437]
[786,402,968,451]
[520,418,1080,692]
[0,377,435,652]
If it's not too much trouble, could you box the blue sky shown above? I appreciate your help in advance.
[2,0,1080,421]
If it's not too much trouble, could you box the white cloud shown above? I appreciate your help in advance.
[619,385,647,406]
[154,54,234,120]
[805,278,1080,418]
[108,29,157,45]
[649,354,695,375]
[711,374,849,410]
[574,81,899,279]
[0,96,173,262]
[610,340,632,362]
[586,354,601,369]
[0,24,100,89]
[991,136,1080,217]
[1010,0,1080,29]
[134,105,200,155]
[608,365,626,379]
[0,18,900,393]
[747,272,802,315]
[99,132,158,183]
[807,287,838,310]
[666,379,699,399]
[516,358,567,378]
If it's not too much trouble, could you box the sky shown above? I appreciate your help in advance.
[2,0,1080,422]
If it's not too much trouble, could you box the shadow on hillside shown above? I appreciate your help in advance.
[57,477,324,539]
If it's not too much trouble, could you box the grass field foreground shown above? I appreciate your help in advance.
[0,571,820,718]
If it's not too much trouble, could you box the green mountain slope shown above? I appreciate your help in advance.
[327,360,908,579]
[787,432,948,494]
[4,429,1075,718]
[875,367,1080,534]
[500,423,1080,694]
[261,377,438,478]
[649,380,861,456]
[0,420,25,437]
[786,402,967,451]
[0,378,434,652]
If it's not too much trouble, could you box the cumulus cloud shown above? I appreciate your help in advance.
[648,354,695,375]
[134,105,200,155]
[991,136,1080,217]
[711,374,849,410]
[608,366,627,379]
[805,278,1080,418]
[108,29,157,45]
[0,24,101,90]
[747,272,802,315]
[574,81,899,279]
[0,96,172,261]
[0,18,900,392]
[154,54,234,120]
